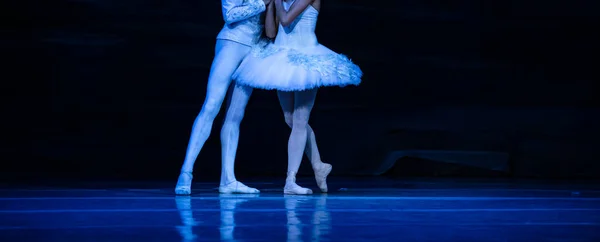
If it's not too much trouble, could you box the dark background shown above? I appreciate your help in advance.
[3,0,599,183]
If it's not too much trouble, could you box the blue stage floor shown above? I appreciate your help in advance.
[1,178,599,241]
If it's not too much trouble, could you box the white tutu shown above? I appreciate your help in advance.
[232,40,363,91]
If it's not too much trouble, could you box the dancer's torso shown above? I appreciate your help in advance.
[274,0,319,49]
[217,1,264,46]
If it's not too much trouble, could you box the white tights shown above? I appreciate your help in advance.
[278,91,325,169]
[176,40,330,195]
[176,40,252,194]
[221,86,329,193]
[278,90,329,195]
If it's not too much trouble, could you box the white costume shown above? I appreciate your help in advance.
[232,1,362,91]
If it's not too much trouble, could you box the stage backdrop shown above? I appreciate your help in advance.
[3,0,599,182]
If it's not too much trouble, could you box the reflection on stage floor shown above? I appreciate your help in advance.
[1,178,599,241]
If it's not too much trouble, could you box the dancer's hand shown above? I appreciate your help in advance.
[263,0,272,5]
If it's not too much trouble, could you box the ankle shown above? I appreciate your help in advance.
[220,179,238,187]
[180,171,193,178]
[286,171,298,180]
[220,173,237,186]
[312,161,325,169]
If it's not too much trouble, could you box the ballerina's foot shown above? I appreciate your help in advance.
[284,183,313,195]
[175,172,193,195]
[219,181,260,194]
[314,163,332,193]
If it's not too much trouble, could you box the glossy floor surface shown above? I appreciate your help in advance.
[1,178,599,241]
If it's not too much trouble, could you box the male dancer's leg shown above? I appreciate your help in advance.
[218,84,258,193]
[278,91,332,192]
[175,40,251,195]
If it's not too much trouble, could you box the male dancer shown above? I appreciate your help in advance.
[174,0,271,195]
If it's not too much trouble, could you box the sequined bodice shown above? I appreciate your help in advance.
[274,0,319,48]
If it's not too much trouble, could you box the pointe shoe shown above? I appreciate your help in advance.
[219,181,260,194]
[314,163,332,193]
[175,171,193,195]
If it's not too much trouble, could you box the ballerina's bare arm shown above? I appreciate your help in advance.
[265,2,278,38]
[274,0,314,27]
[222,0,268,25]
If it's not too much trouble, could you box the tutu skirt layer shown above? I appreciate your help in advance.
[232,42,362,91]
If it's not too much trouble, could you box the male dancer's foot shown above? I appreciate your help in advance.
[313,162,332,193]
[219,181,260,194]
[175,171,193,195]
[284,172,313,195]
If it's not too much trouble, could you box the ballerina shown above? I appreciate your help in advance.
[232,0,362,194]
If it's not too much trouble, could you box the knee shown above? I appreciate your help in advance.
[220,119,240,137]
[291,116,309,130]
[283,113,293,128]
[221,114,242,140]
[223,110,245,127]
[199,98,221,119]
